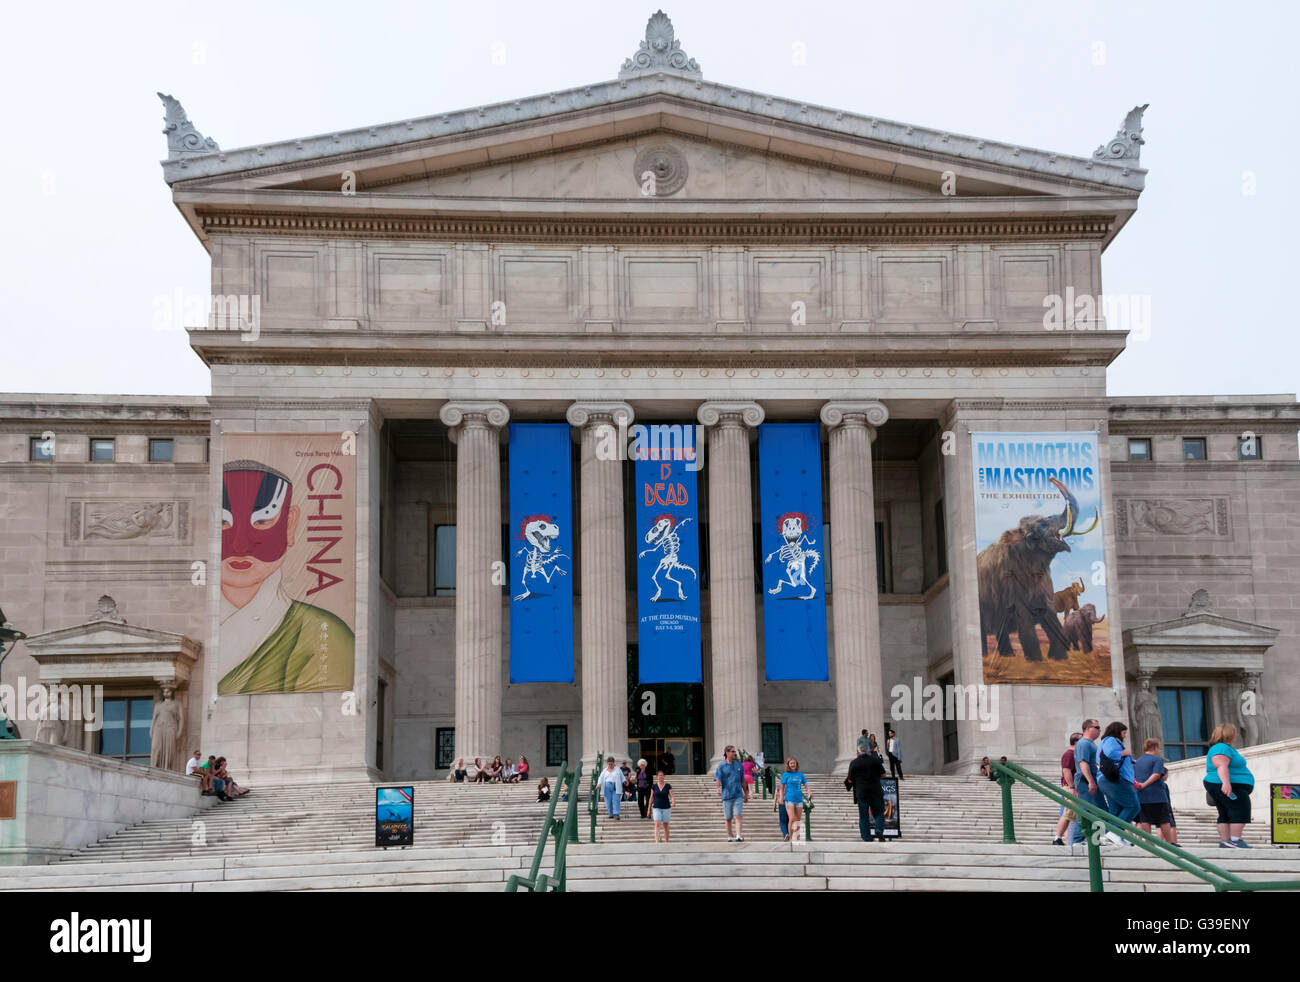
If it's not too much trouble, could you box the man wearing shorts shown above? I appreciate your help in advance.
[1134,738,1178,844]
[714,745,748,842]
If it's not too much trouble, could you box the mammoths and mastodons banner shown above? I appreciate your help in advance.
[508,423,574,683]
[635,425,701,683]
[971,431,1108,685]
[758,423,829,681]
[219,433,356,694]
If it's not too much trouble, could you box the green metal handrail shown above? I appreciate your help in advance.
[587,752,602,844]
[992,759,1300,893]
[506,760,581,892]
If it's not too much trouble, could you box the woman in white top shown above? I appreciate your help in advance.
[596,756,623,820]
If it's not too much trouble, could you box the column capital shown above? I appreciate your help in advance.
[439,401,509,442]
[697,401,764,428]
[565,401,634,428]
[820,401,889,432]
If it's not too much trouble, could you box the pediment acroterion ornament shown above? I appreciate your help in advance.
[158,92,220,159]
[619,11,702,79]
[1093,104,1147,163]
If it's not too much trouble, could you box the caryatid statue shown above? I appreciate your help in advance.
[149,686,185,771]
[1131,672,1163,752]
[1238,673,1270,747]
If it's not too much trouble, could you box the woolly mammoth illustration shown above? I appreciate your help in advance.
[977,477,1099,661]
[1053,578,1086,614]
[1063,603,1106,654]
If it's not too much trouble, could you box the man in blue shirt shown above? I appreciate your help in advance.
[1068,719,1107,845]
[714,745,749,842]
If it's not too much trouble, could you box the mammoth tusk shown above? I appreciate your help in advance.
[1063,508,1100,538]
[1062,503,1074,536]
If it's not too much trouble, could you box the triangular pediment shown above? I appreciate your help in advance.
[166,79,1142,236]
[25,619,199,657]
[1125,611,1279,648]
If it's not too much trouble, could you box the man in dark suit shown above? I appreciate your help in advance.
[846,746,888,842]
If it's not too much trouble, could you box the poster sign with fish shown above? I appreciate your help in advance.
[376,786,414,847]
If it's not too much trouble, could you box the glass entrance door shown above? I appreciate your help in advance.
[630,738,706,776]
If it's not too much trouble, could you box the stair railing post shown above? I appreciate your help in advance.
[999,769,1016,844]
[1087,820,1105,892]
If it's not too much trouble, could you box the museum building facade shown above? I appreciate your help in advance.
[1,14,1296,785]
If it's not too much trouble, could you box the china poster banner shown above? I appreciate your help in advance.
[508,423,574,683]
[376,786,414,847]
[218,433,356,695]
[758,423,828,681]
[970,431,1107,685]
[634,425,701,683]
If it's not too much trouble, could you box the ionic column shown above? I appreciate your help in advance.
[566,402,634,773]
[697,401,765,768]
[439,401,510,766]
[821,401,890,771]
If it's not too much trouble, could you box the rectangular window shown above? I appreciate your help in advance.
[761,722,784,764]
[28,436,54,461]
[1182,438,1207,461]
[546,725,568,767]
[90,438,115,462]
[1238,436,1262,460]
[939,671,959,764]
[148,438,174,462]
[1157,687,1210,762]
[934,498,948,577]
[434,525,457,596]
[97,697,153,765]
[1128,438,1152,462]
[435,727,456,770]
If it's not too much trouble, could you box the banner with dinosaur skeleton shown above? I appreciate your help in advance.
[634,425,702,683]
[508,423,574,683]
[971,431,1108,686]
[758,423,829,681]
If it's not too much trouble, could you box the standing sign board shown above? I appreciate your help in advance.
[376,786,414,848]
[880,777,902,839]
[1271,783,1300,845]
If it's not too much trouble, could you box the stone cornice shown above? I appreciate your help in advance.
[208,397,375,413]
[0,400,210,425]
[194,211,1115,245]
[192,332,1127,369]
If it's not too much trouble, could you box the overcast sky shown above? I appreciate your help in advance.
[1,0,1294,399]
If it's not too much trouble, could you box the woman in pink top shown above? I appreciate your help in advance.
[517,756,530,781]
[742,755,756,789]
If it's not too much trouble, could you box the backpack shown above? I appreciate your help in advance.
[1098,746,1121,782]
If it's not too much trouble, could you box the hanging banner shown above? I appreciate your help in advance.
[971,431,1107,685]
[758,423,828,681]
[635,424,702,683]
[508,423,574,683]
[375,786,414,847]
[218,433,356,695]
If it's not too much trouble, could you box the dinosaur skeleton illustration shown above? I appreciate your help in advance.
[765,513,821,599]
[638,515,696,601]
[513,515,567,601]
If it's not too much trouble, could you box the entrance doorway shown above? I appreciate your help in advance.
[627,644,706,774]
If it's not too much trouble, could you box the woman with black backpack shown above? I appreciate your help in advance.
[1096,721,1140,839]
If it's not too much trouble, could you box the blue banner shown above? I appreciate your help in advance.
[758,423,828,681]
[508,423,574,683]
[634,424,702,683]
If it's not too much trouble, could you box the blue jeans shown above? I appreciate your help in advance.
[603,786,620,816]
[1069,777,1109,843]
[1098,775,1140,823]
[857,798,885,841]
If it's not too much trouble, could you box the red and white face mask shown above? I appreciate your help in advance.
[222,469,294,563]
